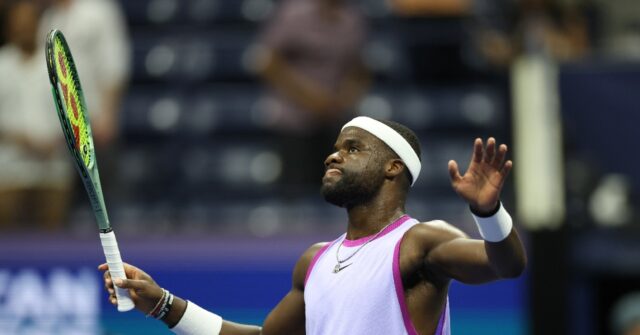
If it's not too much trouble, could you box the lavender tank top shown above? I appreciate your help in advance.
[304,215,451,335]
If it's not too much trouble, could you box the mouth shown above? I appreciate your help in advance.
[325,168,342,176]
[323,168,342,182]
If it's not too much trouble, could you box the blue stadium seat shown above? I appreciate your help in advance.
[131,30,257,83]
[359,85,506,131]
[119,0,270,26]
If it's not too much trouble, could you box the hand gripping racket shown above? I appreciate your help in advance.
[45,29,134,312]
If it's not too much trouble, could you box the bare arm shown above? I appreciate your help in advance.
[414,138,526,284]
[100,243,325,334]
[417,221,525,284]
[257,243,325,335]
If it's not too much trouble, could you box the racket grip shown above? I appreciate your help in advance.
[100,231,135,312]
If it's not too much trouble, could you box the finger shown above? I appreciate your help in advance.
[105,277,113,290]
[122,262,134,272]
[98,263,108,271]
[114,278,148,292]
[122,263,143,280]
[103,270,112,280]
[448,160,462,184]
[472,138,483,163]
[501,160,513,177]
[485,137,496,163]
[110,296,117,306]
[493,144,508,168]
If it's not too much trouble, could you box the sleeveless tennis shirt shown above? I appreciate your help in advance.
[304,215,451,335]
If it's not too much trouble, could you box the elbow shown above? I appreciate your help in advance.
[498,255,527,279]
[499,265,525,279]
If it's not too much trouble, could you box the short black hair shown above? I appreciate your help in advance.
[376,119,421,184]
[377,119,421,160]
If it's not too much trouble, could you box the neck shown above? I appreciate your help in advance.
[345,192,405,240]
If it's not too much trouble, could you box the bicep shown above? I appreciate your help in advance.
[261,242,326,334]
[262,288,306,335]
[220,289,306,335]
[219,291,305,335]
[427,238,499,284]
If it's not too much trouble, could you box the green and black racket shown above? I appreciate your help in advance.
[45,29,134,312]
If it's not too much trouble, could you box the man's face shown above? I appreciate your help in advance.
[320,128,388,208]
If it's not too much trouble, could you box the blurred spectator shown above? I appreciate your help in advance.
[612,292,640,335]
[388,0,476,83]
[38,0,131,204]
[254,0,369,190]
[38,0,130,149]
[0,0,73,230]
[474,0,590,66]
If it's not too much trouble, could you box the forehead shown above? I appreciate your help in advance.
[336,127,386,148]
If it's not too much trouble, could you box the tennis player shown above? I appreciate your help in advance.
[101,116,526,335]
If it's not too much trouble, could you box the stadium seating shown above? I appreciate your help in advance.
[107,0,510,234]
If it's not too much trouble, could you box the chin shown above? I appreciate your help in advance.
[320,184,347,208]
[320,169,383,208]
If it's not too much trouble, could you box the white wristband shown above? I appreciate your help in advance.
[171,301,223,335]
[471,203,513,242]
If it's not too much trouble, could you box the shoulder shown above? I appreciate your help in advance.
[403,220,469,251]
[292,242,330,290]
[299,242,330,266]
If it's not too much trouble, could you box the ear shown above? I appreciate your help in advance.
[384,159,405,180]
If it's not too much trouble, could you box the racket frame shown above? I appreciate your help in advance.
[45,29,134,312]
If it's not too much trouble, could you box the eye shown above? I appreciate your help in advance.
[348,147,359,154]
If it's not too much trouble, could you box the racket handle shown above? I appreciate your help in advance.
[100,231,135,312]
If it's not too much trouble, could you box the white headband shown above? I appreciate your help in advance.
[342,116,421,186]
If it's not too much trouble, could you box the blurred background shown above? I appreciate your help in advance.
[0,0,639,334]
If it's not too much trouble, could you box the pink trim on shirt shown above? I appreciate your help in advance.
[393,235,449,335]
[342,215,411,247]
[392,237,419,335]
[304,242,332,286]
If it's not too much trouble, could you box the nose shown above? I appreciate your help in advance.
[324,151,343,167]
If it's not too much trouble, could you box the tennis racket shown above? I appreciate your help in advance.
[45,29,134,312]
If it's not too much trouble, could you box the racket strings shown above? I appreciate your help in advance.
[53,37,93,168]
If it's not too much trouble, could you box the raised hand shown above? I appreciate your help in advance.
[99,262,164,314]
[448,138,513,215]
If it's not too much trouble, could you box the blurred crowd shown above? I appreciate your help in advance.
[0,0,637,230]
[0,0,129,230]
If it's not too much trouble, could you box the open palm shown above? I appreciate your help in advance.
[448,138,513,214]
